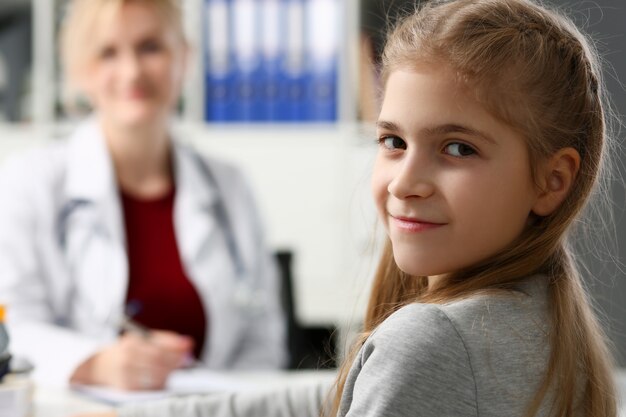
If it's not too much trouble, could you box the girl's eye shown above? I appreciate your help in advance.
[444,142,476,157]
[379,136,407,150]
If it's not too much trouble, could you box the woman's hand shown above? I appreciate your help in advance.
[71,330,194,390]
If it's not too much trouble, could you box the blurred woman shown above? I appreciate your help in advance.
[0,0,286,390]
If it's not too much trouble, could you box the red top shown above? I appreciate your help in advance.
[121,187,206,359]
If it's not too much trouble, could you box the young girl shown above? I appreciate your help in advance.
[78,0,617,415]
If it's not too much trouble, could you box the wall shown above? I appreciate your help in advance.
[548,0,626,365]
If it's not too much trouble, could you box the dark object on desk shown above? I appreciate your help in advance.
[0,352,11,382]
[276,251,337,370]
[8,355,33,375]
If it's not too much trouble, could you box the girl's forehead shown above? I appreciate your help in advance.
[385,62,475,94]
[384,66,509,117]
[382,68,474,109]
[380,68,524,144]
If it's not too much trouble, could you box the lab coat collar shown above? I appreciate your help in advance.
[64,117,218,209]
[170,128,221,272]
[170,132,219,210]
[64,117,117,203]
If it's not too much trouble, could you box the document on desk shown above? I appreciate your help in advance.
[71,369,259,405]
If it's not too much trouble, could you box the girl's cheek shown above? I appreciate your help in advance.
[372,179,391,217]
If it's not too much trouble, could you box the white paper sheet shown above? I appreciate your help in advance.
[72,368,335,405]
[71,368,260,405]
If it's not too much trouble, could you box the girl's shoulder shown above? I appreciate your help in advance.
[346,276,551,416]
[438,275,550,342]
[375,274,549,346]
[361,302,470,375]
[346,303,479,416]
[361,274,550,385]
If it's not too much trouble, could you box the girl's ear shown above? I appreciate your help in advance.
[532,147,581,216]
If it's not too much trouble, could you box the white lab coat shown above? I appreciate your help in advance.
[0,119,287,386]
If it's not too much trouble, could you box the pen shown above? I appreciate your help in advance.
[120,314,207,369]
[120,314,151,339]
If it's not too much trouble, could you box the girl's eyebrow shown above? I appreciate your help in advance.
[376,120,401,132]
[377,120,495,145]
[423,124,496,145]
[376,120,407,138]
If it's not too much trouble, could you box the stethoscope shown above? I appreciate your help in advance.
[192,152,269,314]
[57,152,268,316]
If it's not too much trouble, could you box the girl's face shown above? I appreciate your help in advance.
[78,1,186,128]
[373,67,542,278]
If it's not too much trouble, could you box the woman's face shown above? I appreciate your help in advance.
[372,67,542,278]
[78,1,186,128]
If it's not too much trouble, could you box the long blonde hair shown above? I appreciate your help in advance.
[330,0,617,416]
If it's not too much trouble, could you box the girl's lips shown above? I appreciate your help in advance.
[390,216,446,233]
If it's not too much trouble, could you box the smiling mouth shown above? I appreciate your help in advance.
[390,215,446,233]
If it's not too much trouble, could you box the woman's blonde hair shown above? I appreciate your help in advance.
[60,0,187,95]
[329,0,617,416]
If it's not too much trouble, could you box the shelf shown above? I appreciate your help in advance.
[22,0,362,126]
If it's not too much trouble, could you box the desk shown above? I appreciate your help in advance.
[33,370,336,417]
[34,386,113,417]
[33,369,626,417]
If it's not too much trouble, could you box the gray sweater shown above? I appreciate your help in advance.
[120,276,552,417]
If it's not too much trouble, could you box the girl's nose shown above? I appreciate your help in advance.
[387,155,436,199]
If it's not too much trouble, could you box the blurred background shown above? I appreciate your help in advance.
[0,0,624,365]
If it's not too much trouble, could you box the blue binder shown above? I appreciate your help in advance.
[259,0,282,121]
[205,0,339,123]
[276,0,307,122]
[231,0,264,121]
[305,0,338,122]
[204,0,236,121]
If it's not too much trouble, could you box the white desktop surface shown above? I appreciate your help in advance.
[33,370,336,417]
[35,385,113,417]
[32,369,626,417]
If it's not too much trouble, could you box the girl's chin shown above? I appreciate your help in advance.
[394,257,450,278]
